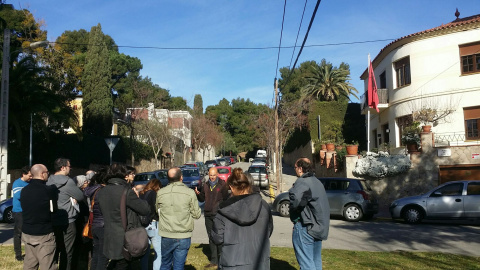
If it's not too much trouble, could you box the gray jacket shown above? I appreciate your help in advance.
[289,173,330,240]
[47,174,84,225]
[212,193,273,270]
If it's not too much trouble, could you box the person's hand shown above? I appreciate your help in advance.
[132,187,140,197]
[194,187,200,195]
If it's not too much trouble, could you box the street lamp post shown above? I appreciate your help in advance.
[0,28,10,200]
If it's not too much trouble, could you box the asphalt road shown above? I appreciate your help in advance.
[2,162,480,257]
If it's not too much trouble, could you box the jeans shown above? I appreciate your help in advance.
[91,226,108,270]
[13,212,23,258]
[141,221,162,270]
[292,222,323,270]
[160,237,191,270]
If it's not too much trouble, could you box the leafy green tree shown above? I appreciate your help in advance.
[302,59,358,101]
[193,94,203,116]
[82,23,113,136]
[168,96,189,111]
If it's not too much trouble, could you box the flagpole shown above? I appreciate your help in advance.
[367,54,371,153]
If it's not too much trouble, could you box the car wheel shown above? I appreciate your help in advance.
[402,206,423,224]
[3,207,13,223]
[343,204,363,222]
[278,201,290,217]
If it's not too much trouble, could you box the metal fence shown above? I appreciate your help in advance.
[434,132,480,146]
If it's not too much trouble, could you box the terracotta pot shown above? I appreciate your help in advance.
[346,145,358,155]
[326,143,335,152]
[321,144,327,150]
[406,143,419,153]
[422,125,432,133]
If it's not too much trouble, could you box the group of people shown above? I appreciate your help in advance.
[12,156,329,270]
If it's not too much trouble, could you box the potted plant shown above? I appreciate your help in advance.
[401,121,421,153]
[346,141,359,155]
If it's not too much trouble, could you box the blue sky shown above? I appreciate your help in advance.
[19,0,479,108]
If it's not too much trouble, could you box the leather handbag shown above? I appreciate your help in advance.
[82,189,99,239]
[120,188,149,261]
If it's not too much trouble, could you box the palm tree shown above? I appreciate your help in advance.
[9,56,77,146]
[302,61,358,101]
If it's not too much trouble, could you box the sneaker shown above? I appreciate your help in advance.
[15,255,24,261]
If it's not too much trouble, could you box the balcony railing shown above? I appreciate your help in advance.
[434,132,480,146]
[360,88,389,110]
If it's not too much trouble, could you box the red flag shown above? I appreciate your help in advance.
[368,60,379,112]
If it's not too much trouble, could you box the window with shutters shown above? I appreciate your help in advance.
[394,57,411,88]
[464,106,480,140]
[459,42,480,75]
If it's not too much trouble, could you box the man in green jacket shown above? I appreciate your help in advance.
[156,167,201,270]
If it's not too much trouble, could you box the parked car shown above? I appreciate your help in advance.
[216,166,232,182]
[272,177,379,222]
[390,180,480,224]
[205,159,218,168]
[256,149,267,158]
[134,169,169,188]
[217,158,228,166]
[247,165,269,188]
[184,161,207,176]
[251,157,268,168]
[181,167,203,189]
[0,197,13,223]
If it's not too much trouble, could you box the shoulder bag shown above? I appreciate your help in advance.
[82,188,99,239]
[120,188,149,261]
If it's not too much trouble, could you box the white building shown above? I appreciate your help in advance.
[360,12,480,151]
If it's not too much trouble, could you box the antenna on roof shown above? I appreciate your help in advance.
[455,8,460,20]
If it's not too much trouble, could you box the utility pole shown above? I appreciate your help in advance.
[0,28,10,200]
[274,78,281,194]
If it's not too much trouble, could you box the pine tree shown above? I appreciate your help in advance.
[82,23,113,136]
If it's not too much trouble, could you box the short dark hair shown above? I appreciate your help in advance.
[295,157,314,174]
[107,163,128,179]
[89,166,108,186]
[21,165,31,175]
[167,168,182,183]
[126,166,136,175]
[53,158,70,172]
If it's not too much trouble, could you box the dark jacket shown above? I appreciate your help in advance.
[97,178,150,260]
[140,190,158,221]
[84,185,104,228]
[289,172,330,240]
[211,193,273,270]
[47,174,84,225]
[196,178,229,217]
[21,179,58,235]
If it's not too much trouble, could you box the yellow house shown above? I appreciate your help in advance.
[66,95,83,134]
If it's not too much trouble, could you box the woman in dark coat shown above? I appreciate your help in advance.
[211,168,273,270]
[97,164,150,270]
[83,167,108,270]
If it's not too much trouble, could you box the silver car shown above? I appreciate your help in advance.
[272,177,378,222]
[247,165,269,188]
[389,180,480,224]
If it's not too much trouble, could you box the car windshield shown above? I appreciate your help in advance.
[253,158,266,163]
[248,167,266,174]
[206,161,215,164]
[134,174,154,182]
[182,169,199,177]
[217,168,230,174]
[184,164,196,167]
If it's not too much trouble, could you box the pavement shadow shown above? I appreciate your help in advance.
[270,257,297,269]
[332,219,480,256]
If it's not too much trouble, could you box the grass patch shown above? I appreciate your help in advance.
[1,244,479,269]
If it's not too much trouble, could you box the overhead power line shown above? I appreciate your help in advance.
[289,0,308,69]
[50,38,395,51]
[275,0,287,79]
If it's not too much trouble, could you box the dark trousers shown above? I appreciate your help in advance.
[205,215,222,264]
[54,222,77,270]
[91,226,108,270]
[106,258,130,270]
[13,212,23,258]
